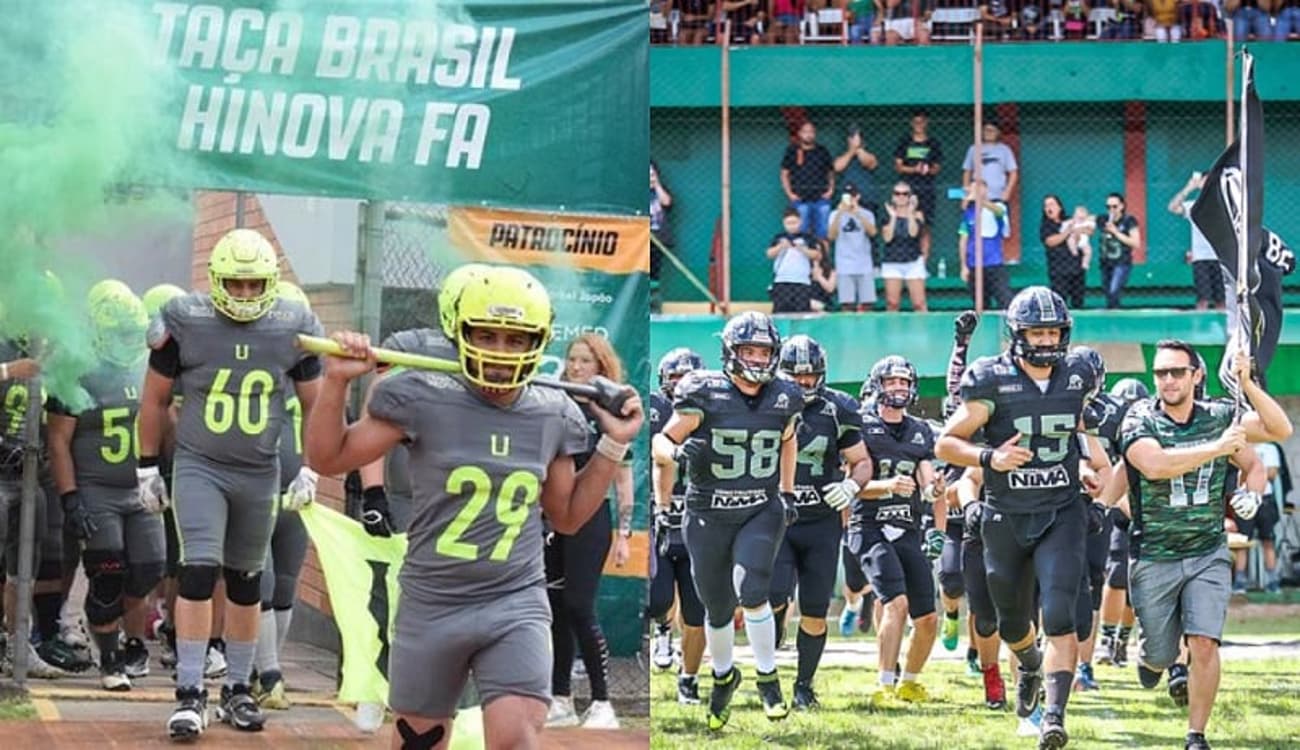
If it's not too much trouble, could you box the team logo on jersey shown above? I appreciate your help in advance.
[234,344,250,360]
[709,391,731,401]
[1067,374,1085,391]
[774,393,790,411]
[793,486,821,507]
[490,434,511,456]
[1008,465,1070,489]
[998,384,1023,393]
[418,372,464,390]
[911,432,927,445]
[874,505,913,524]
[821,402,837,417]
[709,489,768,510]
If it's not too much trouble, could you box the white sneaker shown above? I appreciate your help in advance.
[354,702,385,734]
[204,645,228,679]
[581,700,620,730]
[652,630,674,670]
[572,660,587,679]
[545,695,580,728]
[7,640,67,679]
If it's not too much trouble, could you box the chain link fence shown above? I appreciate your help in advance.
[651,41,1300,317]
[354,201,649,716]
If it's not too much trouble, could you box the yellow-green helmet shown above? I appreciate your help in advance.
[437,263,490,339]
[454,266,554,390]
[90,289,148,366]
[142,283,186,318]
[87,279,133,312]
[276,280,310,312]
[207,229,279,322]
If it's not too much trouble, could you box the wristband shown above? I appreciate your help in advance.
[138,455,160,470]
[979,448,994,470]
[595,434,629,463]
[1,364,7,381]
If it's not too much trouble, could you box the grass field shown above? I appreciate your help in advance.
[651,604,1300,750]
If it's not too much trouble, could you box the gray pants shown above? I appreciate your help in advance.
[389,585,551,718]
[1129,543,1233,670]
[82,484,165,564]
[260,505,308,609]
[172,449,279,572]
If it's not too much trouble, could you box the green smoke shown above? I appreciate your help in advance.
[0,1,188,408]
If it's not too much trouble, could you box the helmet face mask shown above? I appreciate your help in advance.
[657,347,704,396]
[208,229,280,322]
[777,334,827,404]
[1007,286,1072,368]
[454,268,554,392]
[870,355,918,410]
[721,312,780,385]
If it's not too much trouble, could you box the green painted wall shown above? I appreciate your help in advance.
[651,43,1300,306]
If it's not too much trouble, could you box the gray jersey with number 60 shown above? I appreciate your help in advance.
[369,370,588,604]
[150,293,323,468]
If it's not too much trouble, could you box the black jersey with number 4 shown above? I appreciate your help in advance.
[855,413,935,529]
[792,389,865,523]
[960,351,1097,514]
[673,370,804,515]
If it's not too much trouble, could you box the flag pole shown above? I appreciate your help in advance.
[1234,49,1252,419]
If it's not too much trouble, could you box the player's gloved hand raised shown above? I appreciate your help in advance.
[923,527,946,560]
[1230,487,1261,521]
[779,491,799,527]
[60,490,97,540]
[1087,501,1108,535]
[136,459,170,514]
[361,486,394,537]
[821,478,860,511]
[283,467,318,511]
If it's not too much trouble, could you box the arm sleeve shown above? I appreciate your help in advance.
[289,310,326,382]
[149,338,181,379]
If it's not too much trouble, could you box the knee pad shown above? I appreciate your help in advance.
[940,570,966,600]
[83,550,127,626]
[223,567,263,606]
[36,558,62,583]
[177,564,221,601]
[125,562,166,600]
[974,612,998,639]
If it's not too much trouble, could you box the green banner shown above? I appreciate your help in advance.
[2,0,647,215]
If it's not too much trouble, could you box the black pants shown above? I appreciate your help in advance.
[939,518,965,600]
[683,498,786,629]
[1048,267,1087,309]
[770,282,813,314]
[648,535,704,627]
[966,265,1013,310]
[769,513,843,619]
[842,537,868,592]
[981,501,1086,643]
[848,525,936,619]
[545,502,612,701]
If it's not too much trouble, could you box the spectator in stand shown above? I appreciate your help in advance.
[1232,442,1284,594]
[767,207,823,313]
[848,0,878,41]
[1101,0,1145,37]
[650,161,674,312]
[811,253,839,313]
[1096,192,1141,310]
[768,0,806,42]
[873,0,933,45]
[1062,0,1091,39]
[880,181,928,312]
[781,120,837,240]
[828,183,878,312]
[1180,0,1221,38]
[961,121,1018,208]
[979,0,1018,38]
[834,125,880,210]
[1019,0,1050,38]
[1040,195,1088,309]
[719,0,766,44]
[677,0,715,44]
[1277,0,1300,38]
[957,180,1013,310]
[1225,0,1273,39]
[894,109,943,258]
[1167,172,1224,311]
[1150,0,1182,39]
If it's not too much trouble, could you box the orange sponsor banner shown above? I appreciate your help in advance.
[447,206,649,275]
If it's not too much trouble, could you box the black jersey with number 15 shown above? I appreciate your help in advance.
[960,351,1097,514]
[673,370,804,515]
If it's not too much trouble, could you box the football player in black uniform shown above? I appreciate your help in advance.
[851,355,946,707]
[938,312,980,665]
[1096,377,1148,671]
[770,335,871,710]
[937,286,1098,750]
[652,312,804,730]
[648,347,707,705]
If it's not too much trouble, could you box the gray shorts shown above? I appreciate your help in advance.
[172,450,279,572]
[837,273,877,305]
[0,478,46,577]
[1129,543,1232,670]
[82,484,165,564]
[389,585,552,718]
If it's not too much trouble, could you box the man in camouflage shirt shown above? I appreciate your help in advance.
[1120,339,1291,750]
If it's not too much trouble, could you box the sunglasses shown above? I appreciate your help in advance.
[894,190,912,196]
[1153,367,1192,380]
[1106,203,1121,209]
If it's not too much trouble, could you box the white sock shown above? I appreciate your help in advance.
[902,671,918,683]
[705,624,735,677]
[846,597,863,614]
[879,670,896,686]
[274,607,293,655]
[744,604,778,674]
[255,609,279,674]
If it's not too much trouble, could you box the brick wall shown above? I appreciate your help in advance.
[191,191,353,620]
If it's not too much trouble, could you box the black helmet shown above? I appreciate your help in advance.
[869,355,918,409]
[1071,345,1105,385]
[777,334,828,403]
[657,347,704,396]
[1006,286,1072,367]
[1109,377,1149,404]
[721,311,781,384]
